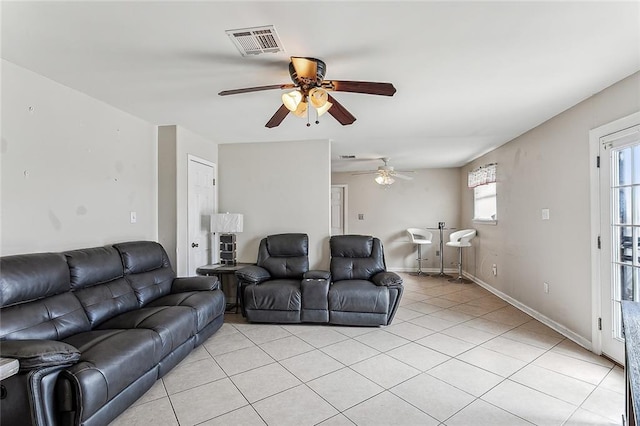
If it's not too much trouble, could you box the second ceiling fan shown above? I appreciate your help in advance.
[218,56,397,128]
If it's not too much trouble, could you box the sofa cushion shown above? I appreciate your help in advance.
[147,291,225,332]
[65,246,124,290]
[114,241,171,275]
[244,279,301,312]
[96,306,196,358]
[65,245,139,327]
[114,242,176,306]
[0,292,91,341]
[62,329,163,421]
[0,253,70,307]
[329,280,389,314]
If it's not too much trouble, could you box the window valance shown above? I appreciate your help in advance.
[468,163,497,188]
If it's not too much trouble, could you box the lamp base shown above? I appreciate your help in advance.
[219,233,237,266]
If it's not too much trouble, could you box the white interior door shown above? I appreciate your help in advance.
[600,124,640,364]
[188,156,216,275]
[331,185,347,235]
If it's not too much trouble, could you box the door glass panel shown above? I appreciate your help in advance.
[610,142,640,341]
[617,147,632,186]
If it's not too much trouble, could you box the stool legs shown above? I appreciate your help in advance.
[448,247,472,283]
[411,244,428,276]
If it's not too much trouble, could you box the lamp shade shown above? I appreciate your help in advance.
[211,213,243,233]
[282,90,303,112]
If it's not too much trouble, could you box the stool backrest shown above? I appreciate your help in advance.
[406,228,433,244]
[449,229,477,244]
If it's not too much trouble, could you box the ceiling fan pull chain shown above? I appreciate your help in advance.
[306,96,311,127]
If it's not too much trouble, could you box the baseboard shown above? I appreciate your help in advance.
[389,267,459,274]
[464,272,592,351]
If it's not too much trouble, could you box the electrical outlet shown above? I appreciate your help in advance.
[436,250,440,257]
[358,214,364,220]
[492,264,497,276]
[544,282,549,293]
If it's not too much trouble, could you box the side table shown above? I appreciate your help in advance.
[196,263,254,313]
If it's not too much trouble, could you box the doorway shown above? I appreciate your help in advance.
[187,155,216,275]
[331,185,348,236]
[591,112,640,364]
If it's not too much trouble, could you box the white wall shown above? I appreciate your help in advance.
[460,71,640,344]
[218,140,331,269]
[158,125,217,276]
[1,60,158,255]
[332,169,461,271]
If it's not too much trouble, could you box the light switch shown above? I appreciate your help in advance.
[130,211,137,223]
[358,214,364,220]
[541,208,550,220]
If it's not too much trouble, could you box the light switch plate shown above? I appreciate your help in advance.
[541,208,550,220]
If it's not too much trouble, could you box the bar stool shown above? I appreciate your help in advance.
[406,228,433,276]
[446,229,477,283]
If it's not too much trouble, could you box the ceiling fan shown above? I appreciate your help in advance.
[351,158,414,186]
[218,56,396,128]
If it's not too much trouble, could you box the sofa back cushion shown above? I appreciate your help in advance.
[0,253,91,340]
[257,234,309,279]
[330,235,386,281]
[113,241,176,306]
[65,246,138,327]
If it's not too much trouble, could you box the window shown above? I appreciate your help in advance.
[474,182,497,222]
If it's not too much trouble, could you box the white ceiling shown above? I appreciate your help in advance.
[2,1,639,172]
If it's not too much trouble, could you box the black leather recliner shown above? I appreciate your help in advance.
[236,233,403,326]
[328,235,404,326]
[237,233,330,323]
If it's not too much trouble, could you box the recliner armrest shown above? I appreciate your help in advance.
[236,265,271,284]
[371,271,403,287]
[0,340,80,372]
[304,270,331,280]
[172,276,220,293]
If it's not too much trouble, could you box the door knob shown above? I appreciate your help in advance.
[191,242,199,248]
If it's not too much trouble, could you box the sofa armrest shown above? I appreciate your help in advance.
[236,265,271,285]
[0,340,80,372]
[172,276,220,293]
[304,270,331,280]
[371,271,403,287]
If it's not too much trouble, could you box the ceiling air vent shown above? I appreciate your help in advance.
[225,25,284,56]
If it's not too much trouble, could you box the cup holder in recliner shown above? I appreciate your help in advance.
[1,384,7,399]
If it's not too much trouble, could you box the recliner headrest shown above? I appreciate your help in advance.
[266,234,308,257]
[330,235,373,258]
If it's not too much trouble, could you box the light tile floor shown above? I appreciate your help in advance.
[111,274,625,426]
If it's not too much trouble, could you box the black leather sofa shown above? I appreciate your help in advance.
[237,234,403,326]
[0,241,225,426]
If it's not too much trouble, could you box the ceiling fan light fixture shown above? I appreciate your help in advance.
[292,100,308,117]
[316,101,333,117]
[282,90,303,112]
[309,88,329,108]
[375,175,395,185]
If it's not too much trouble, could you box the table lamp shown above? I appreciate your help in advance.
[210,213,243,265]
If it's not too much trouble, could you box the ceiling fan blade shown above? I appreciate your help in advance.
[393,173,414,180]
[291,57,318,80]
[265,104,290,128]
[351,171,379,175]
[219,83,296,96]
[326,94,356,126]
[326,80,397,96]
